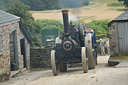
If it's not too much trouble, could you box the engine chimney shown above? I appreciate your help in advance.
[61,10,69,36]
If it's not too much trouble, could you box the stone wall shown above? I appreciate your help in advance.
[0,21,23,82]
[30,47,52,68]
[30,45,109,69]
[109,22,119,56]
[0,25,10,81]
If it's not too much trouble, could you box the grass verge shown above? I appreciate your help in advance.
[112,56,128,60]
[117,9,128,11]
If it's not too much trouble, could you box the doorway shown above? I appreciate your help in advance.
[10,31,18,71]
[20,38,26,68]
[118,22,128,53]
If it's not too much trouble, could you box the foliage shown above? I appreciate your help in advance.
[83,0,90,5]
[7,0,42,47]
[21,0,90,10]
[107,2,123,7]
[117,8,127,11]
[0,0,13,9]
[59,0,90,8]
[0,0,90,11]
[35,19,64,35]
[36,19,110,38]
[86,20,110,38]
[118,0,128,7]
[20,0,60,11]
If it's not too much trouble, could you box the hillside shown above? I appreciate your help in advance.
[31,0,127,22]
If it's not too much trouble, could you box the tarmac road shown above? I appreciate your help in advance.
[1,55,128,85]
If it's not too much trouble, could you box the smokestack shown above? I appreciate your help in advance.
[61,10,69,36]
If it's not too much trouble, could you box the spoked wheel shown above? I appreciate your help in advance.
[81,47,88,73]
[58,63,67,72]
[85,34,95,69]
[51,50,58,76]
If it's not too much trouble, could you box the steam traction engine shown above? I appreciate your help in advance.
[51,10,97,76]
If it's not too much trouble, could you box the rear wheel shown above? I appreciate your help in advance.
[58,63,67,72]
[96,58,98,65]
[81,47,88,73]
[94,50,98,65]
[79,23,85,46]
[85,34,95,69]
[51,50,58,76]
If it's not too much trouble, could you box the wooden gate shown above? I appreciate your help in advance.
[118,22,128,53]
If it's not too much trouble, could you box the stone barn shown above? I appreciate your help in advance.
[108,10,128,56]
[0,10,31,81]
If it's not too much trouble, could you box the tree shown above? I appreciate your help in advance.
[20,0,60,11]
[20,0,46,10]
[42,0,60,9]
[7,0,42,47]
[0,0,90,11]
[59,0,90,8]
[7,0,33,20]
[0,0,14,9]
[118,0,128,7]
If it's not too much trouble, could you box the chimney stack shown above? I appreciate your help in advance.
[62,10,69,36]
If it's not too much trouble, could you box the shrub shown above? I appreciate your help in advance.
[107,3,123,7]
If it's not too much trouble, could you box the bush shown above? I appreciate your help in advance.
[35,19,64,35]
[117,8,127,11]
[107,3,123,7]
[7,0,42,47]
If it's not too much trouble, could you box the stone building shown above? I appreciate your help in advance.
[0,10,31,81]
[108,10,128,56]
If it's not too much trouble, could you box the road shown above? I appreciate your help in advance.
[1,55,128,85]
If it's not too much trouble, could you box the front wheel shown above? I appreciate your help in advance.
[85,34,95,69]
[94,50,98,65]
[51,50,58,76]
[81,47,88,73]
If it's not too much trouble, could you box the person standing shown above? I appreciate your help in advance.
[100,38,105,56]
[106,39,110,55]
[83,23,87,31]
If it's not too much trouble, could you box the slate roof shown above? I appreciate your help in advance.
[108,10,128,26]
[0,10,31,43]
[114,10,128,21]
[0,10,20,25]
[19,21,31,43]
